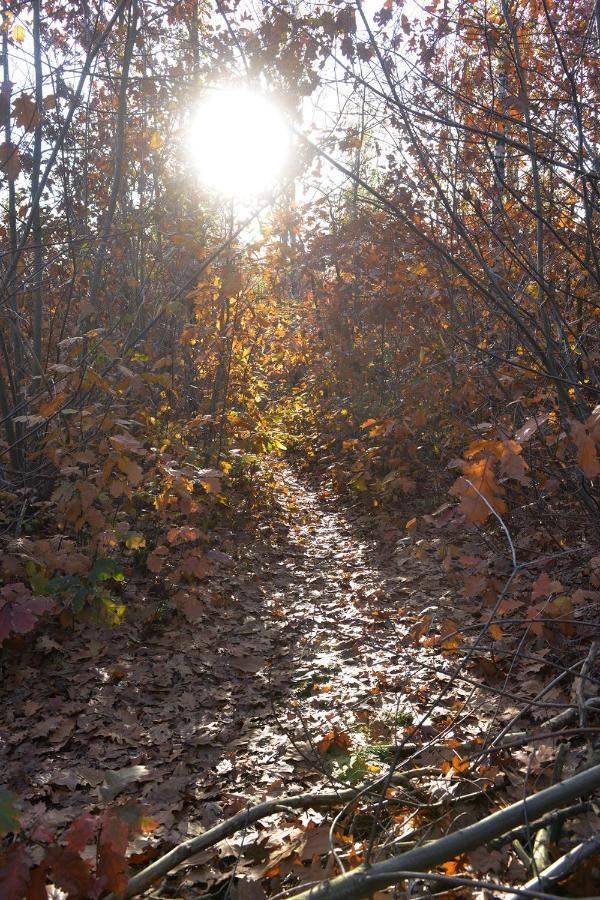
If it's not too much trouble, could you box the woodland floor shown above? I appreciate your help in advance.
[1,461,598,897]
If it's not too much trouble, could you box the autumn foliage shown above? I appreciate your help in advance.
[0,0,599,897]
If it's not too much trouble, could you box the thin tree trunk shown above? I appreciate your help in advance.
[31,0,44,382]
[87,0,138,313]
[2,10,22,393]
[2,5,23,476]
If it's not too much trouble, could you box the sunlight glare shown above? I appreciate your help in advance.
[188,88,290,198]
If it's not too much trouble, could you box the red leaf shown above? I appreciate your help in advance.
[26,864,48,900]
[98,812,129,896]
[43,847,96,898]
[0,584,55,643]
[64,813,99,853]
[9,606,37,634]
[0,845,29,900]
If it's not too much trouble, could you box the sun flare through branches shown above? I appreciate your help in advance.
[187,87,290,199]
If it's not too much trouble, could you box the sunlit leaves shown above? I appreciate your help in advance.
[196,468,223,494]
[12,23,25,43]
[100,766,149,804]
[450,455,506,525]
[317,727,352,754]
[124,531,146,550]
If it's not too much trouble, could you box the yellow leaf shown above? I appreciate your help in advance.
[102,599,126,625]
[12,23,25,43]
[125,532,146,550]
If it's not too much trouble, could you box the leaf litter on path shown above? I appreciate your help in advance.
[1,461,597,896]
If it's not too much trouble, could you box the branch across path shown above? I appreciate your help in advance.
[117,762,600,899]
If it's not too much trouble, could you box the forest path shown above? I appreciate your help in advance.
[0,461,458,893]
[262,462,450,748]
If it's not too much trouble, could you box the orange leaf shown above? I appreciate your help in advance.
[489,623,503,641]
[450,452,506,524]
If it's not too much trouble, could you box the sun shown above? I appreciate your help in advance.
[188,87,291,199]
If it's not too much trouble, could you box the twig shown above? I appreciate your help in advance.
[548,743,569,846]
[576,640,599,729]
[463,475,517,568]
[376,870,566,898]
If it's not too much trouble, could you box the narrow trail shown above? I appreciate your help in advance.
[0,462,466,892]
[262,463,455,762]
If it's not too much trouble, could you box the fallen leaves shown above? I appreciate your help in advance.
[1,460,598,900]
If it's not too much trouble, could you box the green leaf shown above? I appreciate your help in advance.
[25,561,48,595]
[0,788,20,836]
[89,559,124,583]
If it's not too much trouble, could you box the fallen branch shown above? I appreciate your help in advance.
[576,640,599,729]
[531,742,569,876]
[490,801,592,848]
[505,831,600,900]
[114,771,427,899]
[289,763,600,900]
[115,763,600,899]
